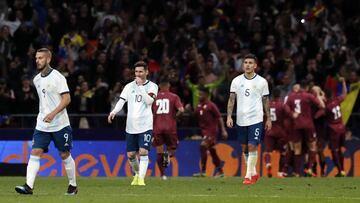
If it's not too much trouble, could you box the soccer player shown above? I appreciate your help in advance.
[285,81,325,177]
[264,87,296,178]
[193,86,228,177]
[322,77,347,176]
[311,85,328,176]
[152,77,184,180]
[15,48,77,195]
[108,61,158,186]
[226,53,271,185]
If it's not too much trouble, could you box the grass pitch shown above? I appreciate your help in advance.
[1,177,359,203]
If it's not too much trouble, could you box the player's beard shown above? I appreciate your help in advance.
[37,63,47,72]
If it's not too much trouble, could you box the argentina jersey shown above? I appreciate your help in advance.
[120,80,158,134]
[33,69,70,132]
[230,74,269,126]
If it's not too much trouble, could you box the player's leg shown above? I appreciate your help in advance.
[278,139,289,178]
[236,125,249,165]
[153,133,166,177]
[15,130,50,194]
[316,127,327,176]
[53,126,77,195]
[263,135,274,177]
[206,136,223,177]
[193,140,208,177]
[137,130,152,185]
[292,130,302,177]
[338,133,346,176]
[164,132,178,168]
[330,131,345,176]
[305,129,317,176]
[247,123,263,182]
[126,133,140,185]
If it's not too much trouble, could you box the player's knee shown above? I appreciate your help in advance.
[139,148,148,156]
[127,152,136,159]
[31,148,43,156]
[248,144,257,152]
[59,151,70,160]
[308,142,317,152]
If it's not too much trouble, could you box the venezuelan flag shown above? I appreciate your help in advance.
[341,81,360,124]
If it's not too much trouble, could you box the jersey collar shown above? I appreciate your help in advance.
[40,67,54,78]
[243,73,257,80]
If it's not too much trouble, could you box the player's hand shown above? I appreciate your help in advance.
[339,77,345,83]
[265,119,272,131]
[43,112,56,123]
[222,130,228,140]
[226,117,233,128]
[292,112,299,119]
[135,77,144,86]
[107,112,116,123]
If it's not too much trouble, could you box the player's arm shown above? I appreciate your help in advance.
[137,85,156,105]
[226,92,236,128]
[176,106,185,117]
[339,77,347,98]
[219,115,228,140]
[43,93,70,123]
[108,97,126,123]
[262,95,272,130]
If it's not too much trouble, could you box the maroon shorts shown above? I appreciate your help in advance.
[329,127,346,150]
[202,134,217,146]
[291,128,316,143]
[152,131,178,150]
[264,135,288,152]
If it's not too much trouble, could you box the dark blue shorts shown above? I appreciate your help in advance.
[236,122,264,145]
[32,126,73,152]
[126,130,152,152]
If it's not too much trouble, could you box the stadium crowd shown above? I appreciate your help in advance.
[0,0,359,131]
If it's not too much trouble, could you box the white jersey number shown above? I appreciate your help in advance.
[270,108,277,121]
[294,99,301,113]
[332,105,342,120]
[156,99,170,114]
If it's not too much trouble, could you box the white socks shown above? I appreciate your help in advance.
[26,155,40,189]
[139,156,149,179]
[63,155,77,186]
[129,157,139,175]
[243,152,249,165]
[246,151,258,178]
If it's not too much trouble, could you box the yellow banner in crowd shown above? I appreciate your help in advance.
[341,81,360,124]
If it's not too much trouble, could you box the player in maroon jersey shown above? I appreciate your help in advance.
[152,77,184,180]
[285,81,325,176]
[311,85,328,176]
[264,87,296,178]
[321,77,347,176]
[192,86,228,177]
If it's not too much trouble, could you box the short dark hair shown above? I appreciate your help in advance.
[36,48,52,58]
[159,76,170,85]
[272,87,281,98]
[134,61,148,70]
[244,53,258,64]
[324,89,333,98]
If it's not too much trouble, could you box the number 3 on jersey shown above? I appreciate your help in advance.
[156,99,169,114]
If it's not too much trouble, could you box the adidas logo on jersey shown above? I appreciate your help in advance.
[64,143,69,147]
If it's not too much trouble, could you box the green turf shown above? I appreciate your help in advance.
[1,177,360,203]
